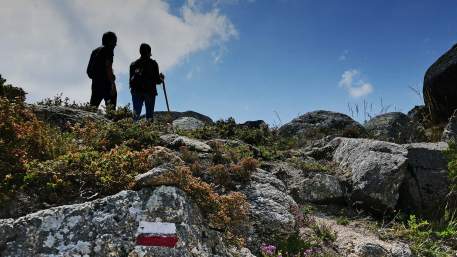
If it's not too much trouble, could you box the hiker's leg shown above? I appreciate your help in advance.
[132,92,144,121]
[144,93,156,121]
[108,86,117,109]
[103,88,116,112]
[90,89,103,108]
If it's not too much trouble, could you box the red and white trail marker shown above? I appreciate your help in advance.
[136,221,178,247]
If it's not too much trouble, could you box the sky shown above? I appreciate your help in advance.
[1,0,456,125]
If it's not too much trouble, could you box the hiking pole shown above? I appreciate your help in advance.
[162,79,170,112]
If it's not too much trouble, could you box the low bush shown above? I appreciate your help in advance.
[0,97,73,186]
[23,146,154,204]
[0,75,26,102]
[71,119,161,151]
[151,166,250,245]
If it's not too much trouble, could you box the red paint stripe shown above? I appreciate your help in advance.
[136,235,178,247]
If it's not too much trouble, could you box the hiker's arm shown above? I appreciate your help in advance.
[154,62,163,84]
[105,60,115,83]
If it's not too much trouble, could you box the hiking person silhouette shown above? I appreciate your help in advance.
[87,31,117,110]
[129,43,164,121]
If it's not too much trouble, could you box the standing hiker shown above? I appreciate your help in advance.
[129,43,164,121]
[87,31,117,109]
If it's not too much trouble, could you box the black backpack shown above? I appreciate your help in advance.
[130,62,145,91]
[86,48,102,79]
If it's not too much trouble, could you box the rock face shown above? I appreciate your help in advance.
[399,142,450,218]
[279,110,365,139]
[319,137,450,216]
[331,138,409,212]
[0,186,252,257]
[241,169,298,251]
[442,109,457,142]
[133,167,299,254]
[365,112,425,144]
[172,117,205,131]
[154,111,213,124]
[160,134,212,152]
[423,43,457,123]
[31,104,108,129]
[268,162,345,204]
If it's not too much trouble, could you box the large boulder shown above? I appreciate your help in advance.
[331,138,409,213]
[154,111,213,124]
[31,104,108,129]
[160,134,212,152]
[0,186,252,257]
[133,167,298,254]
[268,162,345,204]
[240,120,268,129]
[365,112,425,143]
[319,137,450,216]
[399,142,450,218]
[423,43,457,123]
[241,169,298,251]
[279,110,365,139]
[172,117,205,131]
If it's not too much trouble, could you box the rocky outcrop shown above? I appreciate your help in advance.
[407,105,428,125]
[206,139,261,157]
[160,134,212,152]
[147,146,184,167]
[279,110,365,139]
[442,109,457,142]
[172,117,205,131]
[241,120,268,129]
[268,162,345,204]
[399,142,450,218]
[331,138,409,213]
[365,112,425,143]
[155,111,213,124]
[0,186,252,257]
[31,104,108,129]
[315,137,450,216]
[133,167,299,254]
[312,215,412,257]
[241,169,298,251]
[423,43,457,123]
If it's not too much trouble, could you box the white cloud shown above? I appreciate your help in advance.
[0,0,238,102]
[339,69,374,98]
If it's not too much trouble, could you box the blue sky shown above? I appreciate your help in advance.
[1,0,456,125]
[129,0,457,124]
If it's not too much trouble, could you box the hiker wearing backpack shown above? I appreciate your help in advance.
[129,43,164,121]
[87,31,118,109]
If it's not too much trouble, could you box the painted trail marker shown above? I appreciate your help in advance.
[136,221,178,247]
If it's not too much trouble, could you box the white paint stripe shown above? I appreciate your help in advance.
[137,221,176,235]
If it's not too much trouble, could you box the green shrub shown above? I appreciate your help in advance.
[37,93,97,112]
[0,75,26,102]
[0,98,73,183]
[71,119,161,151]
[23,146,154,204]
[312,223,337,243]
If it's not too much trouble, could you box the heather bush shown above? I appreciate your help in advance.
[71,119,161,151]
[0,98,73,182]
[0,75,26,102]
[37,93,97,112]
[23,146,154,204]
[152,166,251,245]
